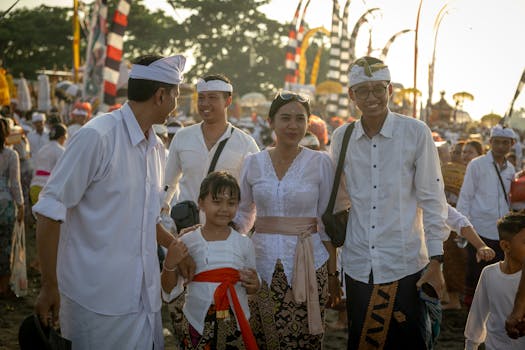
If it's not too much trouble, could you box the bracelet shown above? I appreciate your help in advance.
[328,271,339,278]
[163,261,178,272]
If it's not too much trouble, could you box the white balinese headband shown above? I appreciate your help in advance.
[196,78,233,93]
[348,57,391,87]
[129,55,186,84]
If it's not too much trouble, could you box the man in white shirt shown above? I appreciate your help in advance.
[330,56,448,349]
[67,101,92,139]
[33,54,186,350]
[162,74,259,220]
[27,112,49,156]
[457,125,516,306]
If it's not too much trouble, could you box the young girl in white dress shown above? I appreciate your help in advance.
[161,171,260,349]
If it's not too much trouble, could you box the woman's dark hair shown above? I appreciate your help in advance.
[128,55,176,102]
[49,123,67,141]
[464,140,483,156]
[0,117,8,152]
[202,74,232,98]
[268,92,311,122]
[198,171,241,202]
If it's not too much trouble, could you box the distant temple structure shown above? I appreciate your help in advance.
[428,91,471,126]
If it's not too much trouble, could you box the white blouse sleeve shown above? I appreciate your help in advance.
[464,267,490,349]
[234,154,257,234]
[163,135,183,208]
[317,152,335,241]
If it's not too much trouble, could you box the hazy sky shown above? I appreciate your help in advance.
[3,0,525,120]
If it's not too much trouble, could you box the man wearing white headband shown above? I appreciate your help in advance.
[457,124,516,309]
[34,54,186,349]
[330,56,448,348]
[162,74,258,221]
[27,112,49,156]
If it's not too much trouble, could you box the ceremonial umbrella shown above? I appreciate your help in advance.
[17,76,32,112]
[240,92,267,107]
[37,74,52,112]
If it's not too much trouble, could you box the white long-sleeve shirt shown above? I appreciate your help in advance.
[457,151,515,240]
[30,140,64,187]
[446,204,472,233]
[27,129,49,156]
[464,263,525,350]
[33,103,165,316]
[234,148,333,285]
[163,122,259,208]
[330,112,448,284]
[162,228,256,334]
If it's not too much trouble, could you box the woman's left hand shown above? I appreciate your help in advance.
[327,276,343,308]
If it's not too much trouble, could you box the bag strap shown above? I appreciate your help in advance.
[493,161,510,207]
[207,128,235,174]
[326,122,355,214]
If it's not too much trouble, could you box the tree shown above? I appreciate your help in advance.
[166,0,288,95]
[0,6,72,79]
[1,0,301,97]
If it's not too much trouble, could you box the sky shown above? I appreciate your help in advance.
[2,0,525,120]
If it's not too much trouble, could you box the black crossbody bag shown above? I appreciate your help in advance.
[322,122,354,247]
[170,129,235,232]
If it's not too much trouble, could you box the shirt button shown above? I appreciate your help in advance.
[373,145,377,148]
[373,165,376,168]
[374,185,377,189]
[372,225,375,229]
[373,206,376,209]
[372,246,375,249]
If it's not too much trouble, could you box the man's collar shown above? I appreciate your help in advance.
[122,103,162,148]
[354,110,393,139]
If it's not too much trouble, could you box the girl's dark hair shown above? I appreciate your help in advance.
[498,210,525,241]
[268,93,311,122]
[464,140,483,156]
[128,55,176,102]
[202,74,232,97]
[198,171,241,202]
[49,123,67,141]
[0,117,8,152]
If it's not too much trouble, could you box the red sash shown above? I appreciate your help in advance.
[193,267,258,350]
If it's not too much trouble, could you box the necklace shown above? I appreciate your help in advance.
[270,147,301,164]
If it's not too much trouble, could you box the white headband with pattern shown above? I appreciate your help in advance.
[129,55,186,84]
[196,79,233,93]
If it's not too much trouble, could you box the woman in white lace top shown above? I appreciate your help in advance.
[235,92,341,349]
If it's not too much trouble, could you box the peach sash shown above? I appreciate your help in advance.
[255,216,323,335]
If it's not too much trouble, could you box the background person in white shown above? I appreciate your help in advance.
[330,56,448,349]
[27,112,49,157]
[33,54,185,349]
[162,74,259,220]
[457,125,516,307]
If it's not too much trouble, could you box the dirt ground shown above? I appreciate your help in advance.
[1,228,470,349]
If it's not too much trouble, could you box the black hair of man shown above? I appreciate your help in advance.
[202,74,232,98]
[127,55,176,102]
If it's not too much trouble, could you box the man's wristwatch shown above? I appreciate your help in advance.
[430,255,444,264]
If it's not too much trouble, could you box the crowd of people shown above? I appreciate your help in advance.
[1,54,525,350]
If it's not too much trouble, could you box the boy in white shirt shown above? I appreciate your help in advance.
[464,210,525,349]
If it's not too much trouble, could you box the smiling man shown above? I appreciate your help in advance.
[162,74,259,220]
[329,56,448,349]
